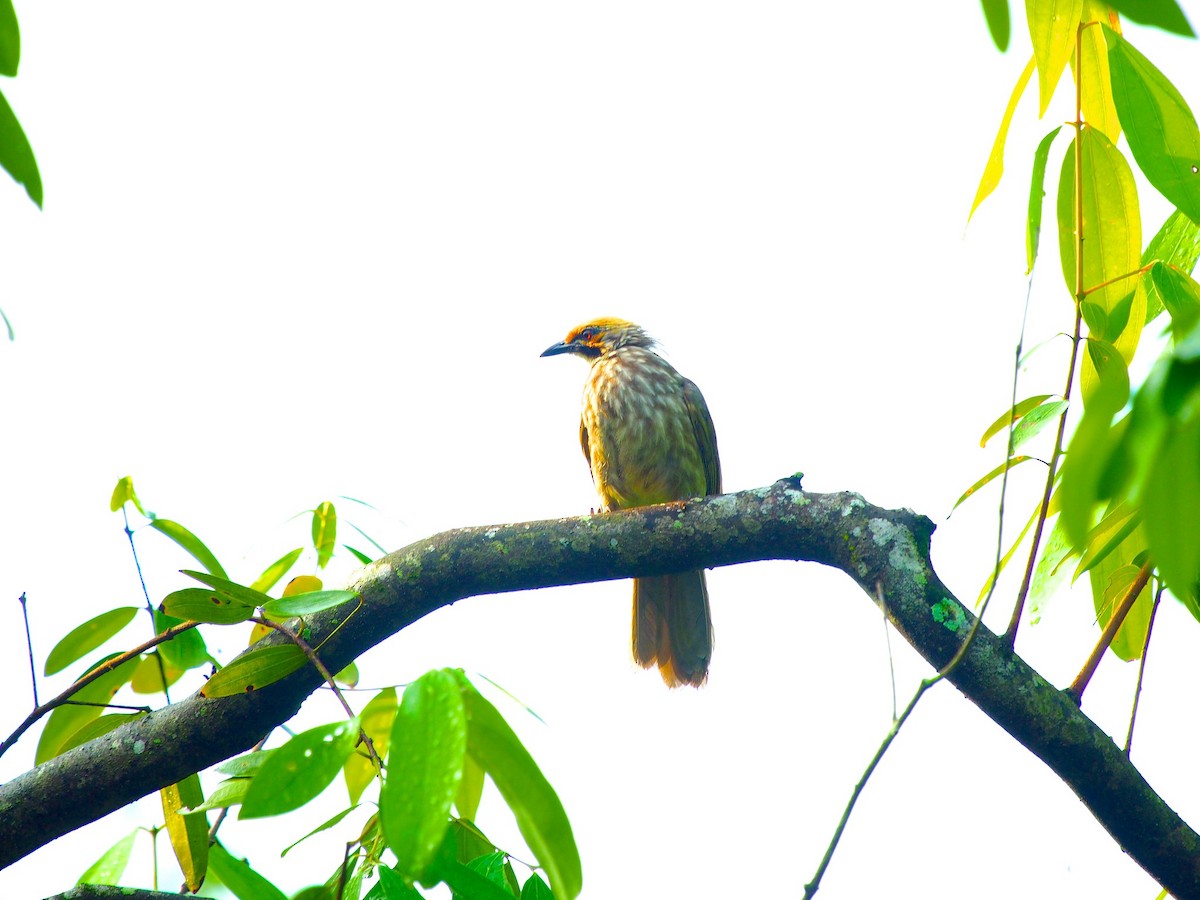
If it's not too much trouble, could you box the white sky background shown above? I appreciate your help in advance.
[1,3,1199,898]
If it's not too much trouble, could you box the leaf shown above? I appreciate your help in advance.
[1011,399,1069,451]
[241,719,360,818]
[182,569,273,608]
[1027,0,1083,116]
[455,753,486,822]
[0,0,18,76]
[457,677,582,900]
[1089,526,1154,659]
[977,490,1061,605]
[1106,27,1200,223]
[201,644,307,698]
[1142,415,1200,610]
[58,712,146,755]
[1147,261,1200,334]
[344,545,375,565]
[162,587,257,625]
[451,818,497,866]
[186,777,251,813]
[346,686,397,805]
[249,547,304,593]
[218,749,274,777]
[130,652,185,693]
[76,829,138,886]
[1082,338,1131,413]
[154,608,211,670]
[335,661,360,687]
[44,606,139,676]
[313,501,337,570]
[152,520,228,579]
[970,55,1035,218]
[208,842,289,900]
[281,805,361,857]
[980,394,1056,447]
[952,456,1037,513]
[381,669,468,883]
[36,655,140,764]
[370,865,424,900]
[1106,0,1194,36]
[1143,209,1200,280]
[161,773,209,893]
[262,589,357,617]
[1072,501,1140,579]
[1072,2,1122,143]
[1028,515,1077,622]
[980,0,1011,51]
[0,86,41,207]
[1028,126,1064,273]
[467,851,520,897]
[109,475,145,515]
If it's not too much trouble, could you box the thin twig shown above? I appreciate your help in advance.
[0,620,200,759]
[875,581,898,721]
[1066,562,1153,702]
[249,617,382,774]
[123,506,173,705]
[1125,584,1163,756]
[18,593,38,707]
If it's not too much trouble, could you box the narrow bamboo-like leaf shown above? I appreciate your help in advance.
[1107,0,1194,36]
[0,86,40,207]
[154,608,211,670]
[458,678,581,900]
[241,719,360,818]
[282,805,361,857]
[76,829,138,886]
[456,753,486,822]
[186,777,250,813]
[522,873,555,900]
[951,456,1037,513]
[1106,27,1200,223]
[151,520,227,579]
[162,587,256,624]
[344,544,374,565]
[970,54,1035,218]
[980,0,1011,51]
[161,773,209,893]
[980,394,1055,446]
[1027,127,1064,273]
[130,652,185,694]
[44,606,138,675]
[0,0,19,76]
[370,865,425,899]
[346,687,397,805]
[109,475,145,514]
[201,644,306,698]
[182,569,272,608]
[249,547,304,593]
[1083,338,1131,413]
[346,520,390,557]
[1028,515,1077,622]
[381,670,468,882]
[1142,416,1200,609]
[1089,525,1154,659]
[208,842,289,900]
[1059,401,1120,546]
[1073,2,1122,142]
[313,501,337,570]
[1027,0,1083,115]
[1011,400,1069,451]
[262,589,357,617]
[36,655,140,764]
[1073,501,1140,578]
[59,712,146,755]
[977,490,1062,605]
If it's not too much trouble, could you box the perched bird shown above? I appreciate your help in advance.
[541,317,721,687]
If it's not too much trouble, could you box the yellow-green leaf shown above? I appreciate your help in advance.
[312,501,337,570]
[153,520,227,579]
[455,753,486,823]
[951,455,1037,512]
[161,774,209,893]
[208,842,288,900]
[76,829,138,887]
[345,686,396,805]
[971,55,1036,218]
[59,712,146,755]
[980,395,1056,446]
[44,606,138,676]
[1072,2,1122,142]
[109,476,145,514]
[162,587,256,625]
[201,645,306,698]
[1027,0,1083,115]
[249,547,304,594]
[241,720,360,818]
[36,655,140,764]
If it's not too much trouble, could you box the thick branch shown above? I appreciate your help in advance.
[1,480,1196,896]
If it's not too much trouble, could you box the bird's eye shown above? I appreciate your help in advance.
[578,328,596,342]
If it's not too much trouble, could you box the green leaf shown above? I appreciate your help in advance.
[130,651,185,694]
[241,719,360,818]
[109,475,145,515]
[1027,0,1083,115]
[152,520,228,579]
[162,587,257,624]
[370,865,424,900]
[344,545,375,565]
[249,547,304,594]
[313,501,337,570]
[455,752,486,822]
[186,776,251,813]
[161,773,209,893]
[467,851,520,897]
[76,829,138,886]
[208,842,289,900]
[201,644,307,698]
[1073,501,1141,579]
[44,606,139,676]
[1147,261,1200,334]
[980,0,1011,51]
[1106,0,1194,36]
[977,490,1061,605]
[262,589,357,617]
[0,0,18,76]
[1027,127,1064,273]
[1073,2,1122,143]
[335,661,360,687]
[381,669,468,882]
[0,86,41,207]
[154,608,211,670]
[1144,209,1200,283]
[521,873,556,900]
[182,569,273,608]
[1059,403,1119,546]
[451,818,498,866]
[346,687,397,805]
[1028,515,1077,622]
[1082,338,1131,413]
[970,55,1035,218]
[58,712,146,755]
[1142,415,1200,610]
[980,394,1055,447]
[282,805,361,857]
[1011,399,1068,451]
[1106,27,1200,223]
[36,655,140,764]
[457,677,582,900]
[950,456,1037,513]
[1089,525,1155,660]
[218,749,274,777]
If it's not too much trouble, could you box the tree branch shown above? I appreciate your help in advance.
[1,480,1196,896]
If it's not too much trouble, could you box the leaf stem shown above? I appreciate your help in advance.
[1066,562,1152,702]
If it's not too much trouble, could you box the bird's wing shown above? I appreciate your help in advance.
[682,378,722,495]
[579,415,592,475]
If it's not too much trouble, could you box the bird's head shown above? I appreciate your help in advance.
[540,317,656,360]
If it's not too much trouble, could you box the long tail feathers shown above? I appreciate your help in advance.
[632,571,713,688]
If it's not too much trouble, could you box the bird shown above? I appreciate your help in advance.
[541,317,721,687]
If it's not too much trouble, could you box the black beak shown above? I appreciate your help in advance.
[540,340,576,358]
